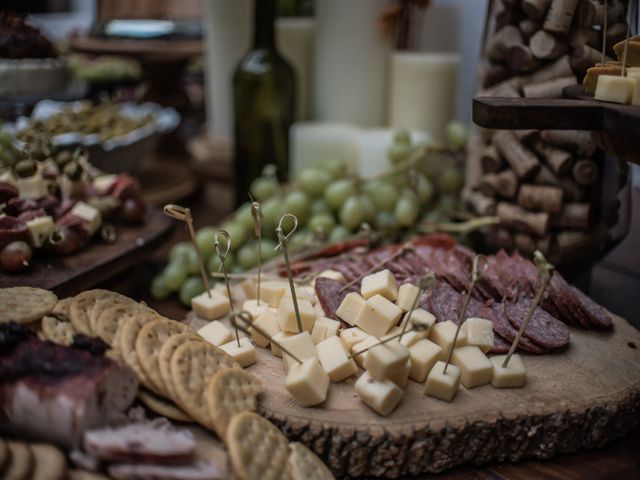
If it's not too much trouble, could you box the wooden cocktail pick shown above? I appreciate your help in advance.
[443,254,488,374]
[340,243,414,292]
[251,200,263,305]
[215,229,239,346]
[275,213,304,334]
[602,0,608,66]
[163,204,210,297]
[399,272,437,342]
[502,250,554,368]
[619,0,636,77]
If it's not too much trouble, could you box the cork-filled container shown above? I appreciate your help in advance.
[465,0,632,279]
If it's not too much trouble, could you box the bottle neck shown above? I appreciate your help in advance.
[252,0,276,49]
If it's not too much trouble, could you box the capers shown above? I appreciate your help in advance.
[15,159,37,178]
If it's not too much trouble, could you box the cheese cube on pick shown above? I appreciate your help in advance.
[286,358,330,407]
[70,201,102,234]
[315,269,345,283]
[276,298,316,333]
[424,360,460,402]
[400,308,436,334]
[242,299,269,321]
[364,342,410,381]
[396,283,420,311]
[383,326,425,349]
[461,317,494,353]
[629,72,640,106]
[335,292,366,326]
[361,269,398,301]
[250,310,280,347]
[311,317,341,344]
[409,339,442,383]
[355,371,404,417]
[355,295,402,338]
[316,335,358,382]
[220,337,256,368]
[260,281,288,307]
[339,327,371,351]
[197,320,232,346]
[430,320,466,353]
[271,331,296,357]
[213,283,229,298]
[93,174,117,194]
[490,354,526,388]
[351,337,379,368]
[240,276,257,299]
[192,291,230,320]
[283,284,316,304]
[594,75,635,104]
[451,346,493,388]
[388,359,411,388]
[280,331,317,369]
[26,215,54,248]
[17,174,47,199]
[313,302,326,319]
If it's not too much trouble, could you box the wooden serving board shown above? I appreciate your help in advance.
[197,313,640,478]
[0,208,173,298]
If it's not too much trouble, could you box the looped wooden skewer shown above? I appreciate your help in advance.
[443,254,487,374]
[349,316,431,359]
[163,204,211,296]
[275,213,298,251]
[275,213,304,333]
[215,229,238,345]
[251,201,263,305]
[399,272,437,342]
[340,243,414,292]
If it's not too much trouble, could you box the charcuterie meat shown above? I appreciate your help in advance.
[478,303,546,354]
[503,298,570,350]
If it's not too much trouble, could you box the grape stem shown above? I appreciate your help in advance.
[360,144,451,183]
[417,216,499,234]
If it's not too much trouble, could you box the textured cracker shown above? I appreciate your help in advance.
[52,297,73,317]
[42,314,75,345]
[158,332,201,402]
[227,412,292,480]
[88,293,132,334]
[118,311,160,391]
[4,441,33,480]
[138,388,193,423]
[30,443,66,480]
[96,302,150,348]
[287,442,335,480]
[68,470,110,480]
[0,287,58,324]
[69,290,113,335]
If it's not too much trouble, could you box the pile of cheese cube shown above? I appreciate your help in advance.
[594,70,640,105]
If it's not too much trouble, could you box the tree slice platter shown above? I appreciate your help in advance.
[188,312,640,478]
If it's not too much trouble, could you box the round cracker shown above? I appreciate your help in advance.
[138,388,193,423]
[159,332,201,402]
[88,293,132,334]
[287,442,335,480]
[67,470,110,480]
[4,441,33,480]
[0,287,58,324]
[96,303,145,347]
[118,311,160,391]
[30,443,66,480]
[136,318,189,394]
[41,314,76,345]
[69,290,113,335]
[170,340,239,429]
[206,368,261,439]
[227,412,291,480]
[52,297,73,317]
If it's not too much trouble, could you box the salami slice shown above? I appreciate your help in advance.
[503,298,570,350]
[490,333,511,354]
[314,277,358,322]
[422,281,463,324]
[478,303,545,354]
[570,286,613,330]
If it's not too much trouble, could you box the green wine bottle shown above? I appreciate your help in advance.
[233,0,295,207]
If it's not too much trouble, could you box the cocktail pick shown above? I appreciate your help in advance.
[399,272,437,342]
[602,0,608,66]
[251,200,263,305]
[233,310,303,364]
[164,204,210,297]
[275,213,303,333]
[339,243,414,292]
[443,254,488,374]
[502,250,554,368]
[619,0,636,77]
[215,229,239,346]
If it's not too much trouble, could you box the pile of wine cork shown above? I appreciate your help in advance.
[466,0,630,263]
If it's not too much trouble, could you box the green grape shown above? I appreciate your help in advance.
[324,179,353,211]
[179,276,205,306]
[339,196,366,230]
[259,239,278,261]
[393,129,411,146]
[418,151,449,179]
[185,246,201,275]
[0,130,12,148]
[168,242,191,263]
[375,211,398,232]
[237,242,260,269]
[329,225,350,243]
[367,181,398,212]
[207,250,236,274]
[439,167,464,195]
[235,202,255,232]
[387,143,412,166]
[284,190,311,224]
[310,198,330,216]
[394,191,419,227]
[438,195,459,213]
[163,261,188,291]
[289,228,311,252]
[195,227,217,258]
[320,158,347,179]
[360,194,376,224]
[413,173,435,205]
[250,175,279,201]
[298,168,332,197]
[231,264,244,274]
[221,222,247,251]
[261,197,282,232]
[308,213,336,237]
[150,273,171,300]
[446,121,468,150]
[422,209,447,223]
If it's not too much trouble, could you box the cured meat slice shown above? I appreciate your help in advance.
[493,250,534,297]
[422,281,463,324]
[570,286,613,329]
[503,298,570,350]
[108,460,222,480]
[479,256,507,300]
[314,277,358,322]
[478,303,545,354]
[490,333,511,354]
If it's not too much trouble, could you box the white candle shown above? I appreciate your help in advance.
[313,0,390,127]
[359,129,431,177]
[276,18,315,121]
[203,0,252,139]
[389,52,460,142]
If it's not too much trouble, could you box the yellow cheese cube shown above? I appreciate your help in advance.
[191,291,230,320]
[461,317,494,353]
[242,299,269,322]
[396,283,420,311]
[424,360,460,402]
[383,326,425,349]
[250,310,280,347]
[364,342,410,381]
[430,320,466,353]
[260,280,288,307]
[360,269,398,301]
[315,269,345,283]
[388,359,411,388]
[280,331,317,370]
[310,317,341,344]
[400,308,436,334]
[335,292,366,326]
[355,294,402,338]
[313,301,326,319]
[0,171,16,186]
[276,298,316,333]
[219,337,256,368]
[316,335,358,382]
[17,174,47,199]
[355,371,404,417]
[239,276,257,299]
[70,201,102,235]
[92,174,117,194]
[271,331,296,358]
[285,358,330,407]
[451,346,493,388]
[629,72,640,106]
[197,320,232,346]
[409,339,442,383]
[339,327,371,351]
[26,215,54,248]
[351,337,380,368]
[490,354,526,388]
[594,75,635,104]
[283,284,317,304]
[213,283,229,298]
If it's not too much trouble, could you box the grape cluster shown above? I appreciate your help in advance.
[0,129,20,169]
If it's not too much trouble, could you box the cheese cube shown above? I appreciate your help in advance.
[400,308,436,334]
[335,292,366,326]
[250,310,280,347]
[430,320,466,353]
[424,360,460,402]
[409,339,442,383]
[310,317,341,344]
[451,346,493,388]
[351,337,380,368]
[26,215,54,248]
[271,331,295,357]
[192,291,230,320]
[315,270,345,284]
[93,174,117,194]
[388,359,411,388]
[361,269,398,301]
[363,342,410,381]
[197,320,232,346]
[461,317,494,353]
[316,335,358,382]
[260,281,288,307]
[383,326,425,349]
[313,301,326,319]
[0,170,16,186]
[629,72,640,106]
[355,295,402,338]
[490,354,526,388]
[242,299,269,322]
[339,327,371,351]
[70,201,102,234]
[220,337,256,368]
[285,358,330,407]
[17,175,47,199]
[240,276,257,299]
[283,284,316,304]
[280,331,317,369]
[396,283,420,311]
[594,75,635,104]
[276,298,316,333]
[355,371,404,417]
[214,283,229,298]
